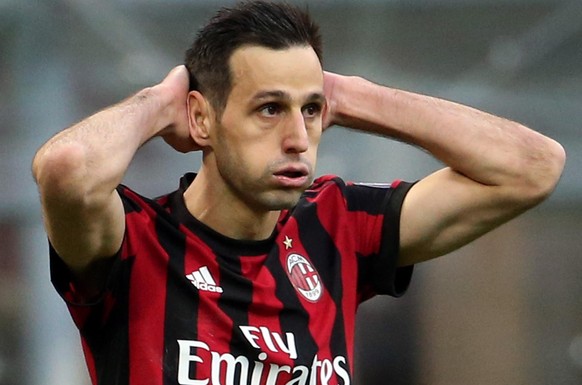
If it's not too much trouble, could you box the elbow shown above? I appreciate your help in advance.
[519,138,566,207]
[32,143,90,202]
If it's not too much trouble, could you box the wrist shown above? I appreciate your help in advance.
[328,74,370,128]
[132,85,176,138]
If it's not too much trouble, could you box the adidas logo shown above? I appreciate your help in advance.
[186,266,224,293]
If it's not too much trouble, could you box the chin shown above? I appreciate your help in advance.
[260,190,304,211]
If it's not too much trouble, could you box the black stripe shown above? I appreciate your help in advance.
[117,186,142,214]
[192,228,255,379]
[264,246,320,367]
[345,183,392,215]
[158,217,199,385]
[373,182,415,296]
[216,254,253,359]
[80,256,133,385]
[294,199,349,371]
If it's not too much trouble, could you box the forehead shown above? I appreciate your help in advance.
[227,45,324,102]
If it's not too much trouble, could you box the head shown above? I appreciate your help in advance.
[184,0,322,116]
[184,1,325,213]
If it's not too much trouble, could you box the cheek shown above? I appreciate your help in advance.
[308,131,321,152]
[219,142,271,177]
[307,135,320,169]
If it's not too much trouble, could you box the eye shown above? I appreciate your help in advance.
[259,103,281,117]
[302,103,322,119]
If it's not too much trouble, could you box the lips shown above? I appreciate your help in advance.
[272,163,311,187]
[273,164,309,178]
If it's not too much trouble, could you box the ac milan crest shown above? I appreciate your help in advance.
[286,253,322,302]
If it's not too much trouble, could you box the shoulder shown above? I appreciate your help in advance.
[306,175,408,200]
[308,175,406,191]
[116,184,176,222]
[301,175,348,205]
[305,174,347,194]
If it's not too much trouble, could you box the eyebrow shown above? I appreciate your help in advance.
[251,90,326,104]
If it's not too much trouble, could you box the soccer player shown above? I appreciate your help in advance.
[32,1,565,384]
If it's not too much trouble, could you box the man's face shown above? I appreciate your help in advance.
[209,45,324,212]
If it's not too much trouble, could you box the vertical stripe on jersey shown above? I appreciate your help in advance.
[345,181,415,296]
[293,201,350,376]
[216,254,253,384]
[187,229,256,383]
[240,254,291,365]
[80,257,133,385]
[158,220,199,385]
[265,245,320,368]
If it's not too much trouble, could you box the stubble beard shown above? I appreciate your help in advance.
[218,158,314,213]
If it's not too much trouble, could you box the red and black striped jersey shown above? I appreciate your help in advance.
[50,173,414,385]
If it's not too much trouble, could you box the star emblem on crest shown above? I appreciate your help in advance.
[283,235,293,250]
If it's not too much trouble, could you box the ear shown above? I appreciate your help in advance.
[187,91,213,148]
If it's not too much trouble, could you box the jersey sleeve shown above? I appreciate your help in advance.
[48,185,147,329]
[49,242,127,329]
[343,180,415,299]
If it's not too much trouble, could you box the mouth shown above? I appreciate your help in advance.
[272,164,311,187]
[275,170,307,178]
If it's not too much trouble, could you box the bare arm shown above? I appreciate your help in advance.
[32,66,195,293]
[323,72,566,266]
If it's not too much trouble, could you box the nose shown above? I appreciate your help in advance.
[282,110,309,154]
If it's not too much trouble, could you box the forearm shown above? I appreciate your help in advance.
[31,86,176,274]
[33,87,169,198]
[329,74,565,196]
[31,66,190,273]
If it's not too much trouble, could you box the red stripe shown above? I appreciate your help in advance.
[347,210,384,256]
[185,238,233,382]
[241,254,294,383]
[126,210,168,385]
[312,182,378,373]
[279,217,343,384]
[80,338,97,384]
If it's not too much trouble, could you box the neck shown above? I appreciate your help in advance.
[183,169,280,241]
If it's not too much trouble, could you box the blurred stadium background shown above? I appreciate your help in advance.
[1,0,581,384]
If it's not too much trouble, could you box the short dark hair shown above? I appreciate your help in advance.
[184,1,322,115]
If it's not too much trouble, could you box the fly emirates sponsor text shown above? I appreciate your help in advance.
[177,325,350,385]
